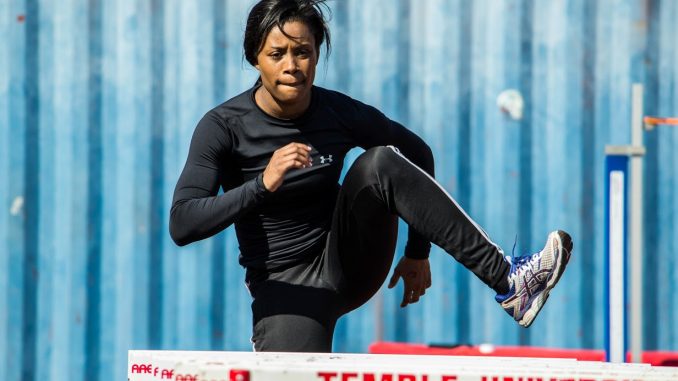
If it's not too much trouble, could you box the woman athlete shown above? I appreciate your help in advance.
[170,0,573,352]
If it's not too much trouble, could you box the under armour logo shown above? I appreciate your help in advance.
[319,155,333,164]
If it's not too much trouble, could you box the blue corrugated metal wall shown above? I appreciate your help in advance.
[1,0,677,380]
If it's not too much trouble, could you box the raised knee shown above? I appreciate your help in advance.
[355,146,396,172]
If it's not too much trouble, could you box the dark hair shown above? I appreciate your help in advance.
[244,0,331,66]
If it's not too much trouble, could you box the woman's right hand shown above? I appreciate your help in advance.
[262,143,313,192]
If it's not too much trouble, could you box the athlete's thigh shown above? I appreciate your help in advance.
[252,313,335,352]
[322,154,400,313]
[249,260,341,352]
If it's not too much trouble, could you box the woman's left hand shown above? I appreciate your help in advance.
[388,257,432,307]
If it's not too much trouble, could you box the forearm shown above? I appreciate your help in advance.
[170,173,270,246]
[404,230,432,259]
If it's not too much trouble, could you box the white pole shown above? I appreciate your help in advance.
[606,159,627,364]
[630,83,644,363]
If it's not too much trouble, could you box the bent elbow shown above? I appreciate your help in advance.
[169,220,189,247]
[416,142,435,177]
[169,204,192,247]
[169,227,190,247]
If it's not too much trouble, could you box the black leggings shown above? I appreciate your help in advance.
[246,146,510,352]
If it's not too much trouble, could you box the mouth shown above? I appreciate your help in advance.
[278,80,305,87]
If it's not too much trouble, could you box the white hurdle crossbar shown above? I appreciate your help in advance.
[128,350,678,381]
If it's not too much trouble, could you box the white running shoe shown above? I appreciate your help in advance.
[495,230,573,327]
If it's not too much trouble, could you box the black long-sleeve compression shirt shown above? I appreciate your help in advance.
[170,84,435,270]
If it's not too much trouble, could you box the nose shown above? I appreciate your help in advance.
[282,54,298,74]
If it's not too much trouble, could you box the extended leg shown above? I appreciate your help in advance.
[323,146,573,328]
[323,146,511,311]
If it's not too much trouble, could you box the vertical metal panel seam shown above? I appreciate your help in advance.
[0,1,10,376]
[149,0,165,350]
[36,0,56,378]
[160,0,179,350]
[7,1,27,372]
[23,0,40,380]
[655,0,674,348]
[132,0,152,350]
[392,0,411,345]
[456,0,472,344]
[580,0,597,350]
[69,0,89,376]
[517,0,535,346]
[527,0,552,346]
[86,0,103,379]
[642,0,661,350]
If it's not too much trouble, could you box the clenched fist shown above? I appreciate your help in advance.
[262,142,313,192]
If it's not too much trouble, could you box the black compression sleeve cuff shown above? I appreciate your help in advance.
[404,234,431,259]
[255,173,272,195]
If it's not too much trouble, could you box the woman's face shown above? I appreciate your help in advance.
[255,21,318,116]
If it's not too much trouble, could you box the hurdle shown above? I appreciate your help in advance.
[604,84,678,363]
[128,350,678,381]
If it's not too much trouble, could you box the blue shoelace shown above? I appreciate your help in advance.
[508,236,537,273]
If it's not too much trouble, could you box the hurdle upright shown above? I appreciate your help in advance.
[604,83,678,363]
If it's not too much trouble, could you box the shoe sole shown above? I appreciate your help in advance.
[518,230,573,327]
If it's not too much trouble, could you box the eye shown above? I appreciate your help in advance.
[269,51,283,60]
[296,48,310,58]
